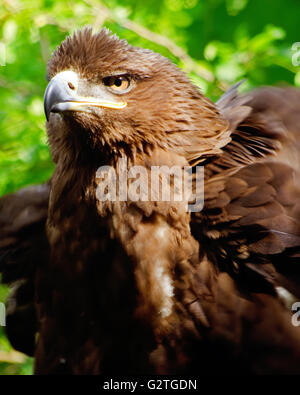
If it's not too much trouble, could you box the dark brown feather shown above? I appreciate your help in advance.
[0,183,50,355]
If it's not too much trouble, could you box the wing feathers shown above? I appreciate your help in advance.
[0,183,50,356]
[193,93,300,295]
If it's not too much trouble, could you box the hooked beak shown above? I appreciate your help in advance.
[44,70,127,121]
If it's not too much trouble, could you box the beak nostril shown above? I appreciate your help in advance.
[68,82,75,90]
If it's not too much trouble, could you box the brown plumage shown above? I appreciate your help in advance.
[1,28,300,374]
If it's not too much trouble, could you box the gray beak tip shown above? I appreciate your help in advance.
[44,76,73,121]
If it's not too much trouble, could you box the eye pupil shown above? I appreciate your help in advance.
[114,78,122,87]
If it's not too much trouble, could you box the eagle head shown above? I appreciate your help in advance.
[44,28,228,162]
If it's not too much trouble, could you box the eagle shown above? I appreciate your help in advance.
[1,28,300,374]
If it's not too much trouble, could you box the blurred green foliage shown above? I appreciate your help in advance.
[0,0,299,375]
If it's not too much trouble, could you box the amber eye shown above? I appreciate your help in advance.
[103,75,130,92]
